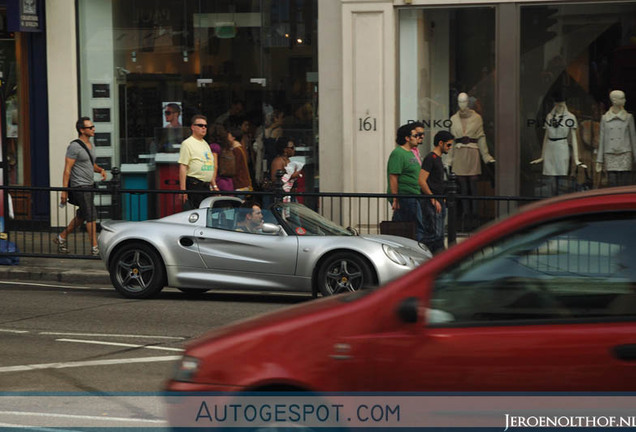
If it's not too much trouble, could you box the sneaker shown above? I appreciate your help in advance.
[91,246,100,256]
[53,235,68,254]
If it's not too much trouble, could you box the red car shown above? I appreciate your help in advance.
[167,187,636,392]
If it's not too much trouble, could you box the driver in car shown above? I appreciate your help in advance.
[235,201,264,233]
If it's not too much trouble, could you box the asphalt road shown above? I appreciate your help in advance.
[0,279,311,393]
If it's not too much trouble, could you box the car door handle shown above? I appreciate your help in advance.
[612,344,636,361]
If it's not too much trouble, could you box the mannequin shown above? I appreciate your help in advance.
[448,92,495,226]
[531,94,585,195]
[596,90,636,187]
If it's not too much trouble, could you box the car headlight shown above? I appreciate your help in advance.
[383,244,407,266]
[172,355,200,382]
[418,241,432,256]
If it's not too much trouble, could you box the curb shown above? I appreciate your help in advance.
[0,262,110,286]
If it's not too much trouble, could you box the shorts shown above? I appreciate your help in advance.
[71,186,97,222]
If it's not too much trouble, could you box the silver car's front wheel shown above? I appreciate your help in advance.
[109,243,166,299]
[317,252,373,296]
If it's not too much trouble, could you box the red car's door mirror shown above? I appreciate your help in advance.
[396,297,419,324]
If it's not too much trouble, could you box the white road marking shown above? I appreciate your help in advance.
[0,422,81,432]
[0,355,181,373]
[40,331,185,340]
[56,338,184,352]
[0,329,29,334]
[0,280,92,289]
[0,410,165,424]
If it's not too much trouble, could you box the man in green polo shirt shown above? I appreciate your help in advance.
[387,122,425,242]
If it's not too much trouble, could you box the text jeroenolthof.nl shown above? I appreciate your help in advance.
[505,415,636,430]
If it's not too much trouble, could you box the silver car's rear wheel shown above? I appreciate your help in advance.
[317,252,373,296]
[109,243,165,299]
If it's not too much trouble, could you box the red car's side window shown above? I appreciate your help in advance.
[429,213,636,325]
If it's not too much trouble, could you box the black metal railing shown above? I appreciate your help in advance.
[0,170,539,259]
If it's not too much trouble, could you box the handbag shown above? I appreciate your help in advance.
[572,165,592,192]
[380,221,416,240]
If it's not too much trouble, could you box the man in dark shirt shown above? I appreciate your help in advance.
[419,130,454,254]
[235,201,264,233]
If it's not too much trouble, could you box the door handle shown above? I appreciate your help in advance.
[612,344,636,361]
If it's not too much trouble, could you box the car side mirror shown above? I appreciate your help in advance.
[396,297,419,324]
[262,223,282,235]
[346,226,359,236]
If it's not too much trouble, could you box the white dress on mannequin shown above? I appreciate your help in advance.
[532,103,583,176]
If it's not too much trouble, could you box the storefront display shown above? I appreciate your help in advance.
[399,2,636,204]
[77,0,318,197]
[398,6,497,224]
[521,2,636,196]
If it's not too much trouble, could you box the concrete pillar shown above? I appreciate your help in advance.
[46,0,78,227]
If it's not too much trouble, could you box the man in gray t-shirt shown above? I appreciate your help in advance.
[66,140,97,187]
[54,117,107,256]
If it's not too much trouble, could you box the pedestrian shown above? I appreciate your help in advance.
[411,121,426,164]
[387,123,426,241]
[209,123,235,192]
[178,114,218,209]
[229,127,253,191]
[55,116,107,256]
[271,137,302,202]
[419,130,454,254]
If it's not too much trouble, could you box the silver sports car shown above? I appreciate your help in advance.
[98,197,431,299]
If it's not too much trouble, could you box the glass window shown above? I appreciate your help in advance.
[274,202,353,236]
[78,1,318,213]
[207,205,277,234]
[431,213,636,325]
[398,7,497,229]
[0,10,23,187]
[520,3,636,197]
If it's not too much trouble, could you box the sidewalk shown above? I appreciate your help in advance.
[0,257,111,285]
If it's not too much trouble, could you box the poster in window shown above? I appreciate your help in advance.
[162,102,183,128]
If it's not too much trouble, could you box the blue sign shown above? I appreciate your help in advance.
[7,0,43,33]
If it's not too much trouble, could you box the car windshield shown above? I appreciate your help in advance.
[273,202,354,236]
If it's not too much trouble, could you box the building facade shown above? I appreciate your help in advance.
[320,0,636,202]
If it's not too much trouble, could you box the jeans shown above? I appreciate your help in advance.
[392,197,426,243]
[457,175,479,216]
[421,199,446,254]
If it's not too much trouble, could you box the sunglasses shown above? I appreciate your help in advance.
[193,124,208,128]
[411,133,424,138]
[83,126,95,130]
[165,111,176,115]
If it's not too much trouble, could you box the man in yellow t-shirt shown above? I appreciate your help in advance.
[178,114,219,209]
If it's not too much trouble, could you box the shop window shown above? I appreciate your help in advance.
[520,3,636,197]
[78,0,318,216]
[399,7,496,229]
